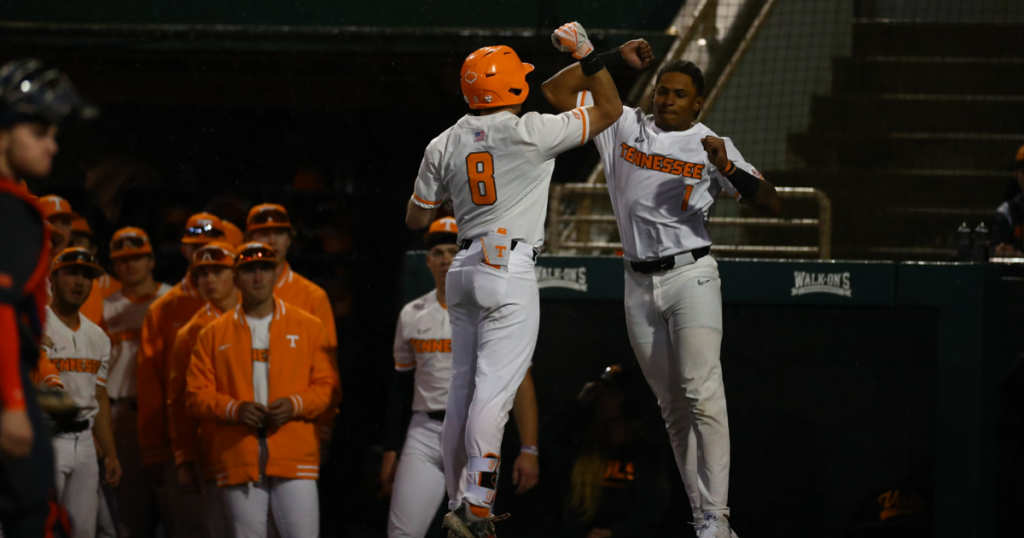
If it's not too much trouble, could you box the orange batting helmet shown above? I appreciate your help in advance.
[460,46,534,110]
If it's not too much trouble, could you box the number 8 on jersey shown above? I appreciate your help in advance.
[467,152,496,206]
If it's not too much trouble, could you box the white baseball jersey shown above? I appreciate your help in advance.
[393,290,452,413]
[246,313,272,406]
[43,306,111,425]
[577,93,762,261]
[102,283,172,399]
[411,108,591,248]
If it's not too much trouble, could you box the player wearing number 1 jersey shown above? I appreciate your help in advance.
[543,57,780,537]
[404,22,623,538]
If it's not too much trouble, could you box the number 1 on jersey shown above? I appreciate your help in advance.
[467,152,497,206]
[680,185,694,211]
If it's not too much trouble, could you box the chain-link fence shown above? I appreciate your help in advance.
[552,0,1024,261]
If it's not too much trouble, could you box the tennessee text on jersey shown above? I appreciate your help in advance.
[619,142,705,178]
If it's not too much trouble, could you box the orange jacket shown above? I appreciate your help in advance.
[168,302,223,478]
[186,297,335,486]
[80,273,120,326]
[137,277,205,466]
[273,264,340,441]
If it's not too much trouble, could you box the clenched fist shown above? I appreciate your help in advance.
[237,401,267,428]
[552,22,594,59]
[620,39,655,70]
[700,136,731,171]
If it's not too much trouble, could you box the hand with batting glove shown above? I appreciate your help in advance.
[552,22,595,59]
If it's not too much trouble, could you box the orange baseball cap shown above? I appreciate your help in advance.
[234,241,278,269]
[38,195,80,221]
[461,45,534,109]
[246,203,292,235]
[182,212,227,245]
[425,216,459,248]
[110,227,153,258]
[50,247,104,279]
[70,217,93,237]
[190,241,236,269]
[222,220,244,247]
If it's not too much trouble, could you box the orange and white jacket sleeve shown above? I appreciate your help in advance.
[289,325,336,421]
[186,326,239,423]
[137,305,170,466]
[168,326,200,465]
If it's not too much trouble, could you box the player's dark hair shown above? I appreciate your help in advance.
[654,60,705,96]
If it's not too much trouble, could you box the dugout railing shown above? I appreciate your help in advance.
[546,183,833,258]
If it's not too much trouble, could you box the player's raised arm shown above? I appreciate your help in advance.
[701,136,783,216]
[549,22,624,136]
[542,38,654,113]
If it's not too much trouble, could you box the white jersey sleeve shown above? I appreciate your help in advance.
[520,108,591,161]
[412,130,452,210]
[576,91,632,164]
[96,333,111,387]
[393,312,415,372]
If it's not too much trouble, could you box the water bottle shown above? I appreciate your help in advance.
[956,222,972,261]
[972,222,989,262]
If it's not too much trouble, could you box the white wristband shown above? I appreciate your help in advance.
[521,445,539,456]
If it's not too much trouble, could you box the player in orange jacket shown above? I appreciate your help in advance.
[187,242,336,538]
[167,241,238,538]
[137,212,231,538]
[246,203,340,447]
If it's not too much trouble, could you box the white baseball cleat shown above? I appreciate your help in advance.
[696,512,736,538]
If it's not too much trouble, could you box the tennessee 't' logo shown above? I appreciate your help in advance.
[286,335,300,347]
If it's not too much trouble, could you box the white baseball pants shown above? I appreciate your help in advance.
[443,240,537,512]
[623,255,731,520]
[53,432,99,538]
[222,478,319,538]
[388,413,446,538]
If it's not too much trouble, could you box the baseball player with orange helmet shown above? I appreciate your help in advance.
[186,242,336,538]
[246,204,340,447]
[404,22,623,538]
[167,241,240,538]
[101,226,173,538]
[382,217,540,538]
[137,213,232,538]
[44,247,123,538]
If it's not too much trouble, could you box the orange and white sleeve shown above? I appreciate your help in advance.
[186,327,237,423]
[393,315,415,372]
[288,324,335,421]
[411,136,448,209]
[35,351,63,389]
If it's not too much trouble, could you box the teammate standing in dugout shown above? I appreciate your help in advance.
[404,21,623,538]
[543,46,781,537]
[246,203,340,450]
[44,247,123,538]
[168,242,241,538]
[137,212,234,538]
[0,58,95,538]
[186,242,336,538]
[102,226,173,538]
[383,217,540,538]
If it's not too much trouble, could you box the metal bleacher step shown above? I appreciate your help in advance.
[832,57,1024,96]
[787,132,1024,171]
[852,21,1024,58]
[809,94,1024,134]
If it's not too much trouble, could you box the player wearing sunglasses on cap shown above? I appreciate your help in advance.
[101,226,174,538]
[67,216,122,325]
[137,212,234,538]
[246,203,340,454]
[186,241,336,538]
[167,242,239,538]
[44,248,123,538]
